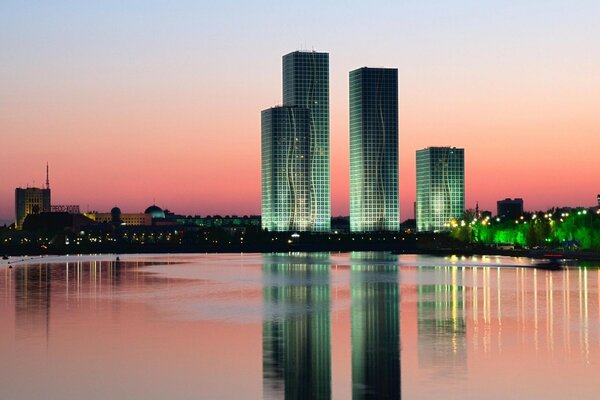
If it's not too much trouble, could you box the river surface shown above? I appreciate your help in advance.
[1,252,600,399]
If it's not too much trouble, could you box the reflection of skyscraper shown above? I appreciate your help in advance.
[349,68,399,232]
[417,267,467,372]
[350,253,400,399]
[262,254,331,399]
[262,50,330,232]
[416,147,464,232]
[14,265,51,341]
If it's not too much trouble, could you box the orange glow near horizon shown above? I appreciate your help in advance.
[3,78,598,220]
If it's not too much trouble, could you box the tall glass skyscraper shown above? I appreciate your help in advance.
[261,106,311,232]
[349,67,399,232]
[282,51,330,232]
[261,51,330,232]
[416,147,465,232]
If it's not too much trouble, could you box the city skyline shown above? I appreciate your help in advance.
[2,1,600,223]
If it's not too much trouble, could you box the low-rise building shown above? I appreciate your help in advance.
[497,198,524,219]
[85,209,152,226]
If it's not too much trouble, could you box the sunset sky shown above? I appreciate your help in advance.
[2,1,599,223]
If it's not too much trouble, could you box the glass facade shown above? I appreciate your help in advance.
[349,67,399,232]
[416,147,465,232]
[282,51,330,232]
[262,106,311,232]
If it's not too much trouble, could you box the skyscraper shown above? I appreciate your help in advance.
[261,106,311,232]
[416,147,465,232]
[282,51,330,232]
[261,51,330,232]
[349,67,399,232]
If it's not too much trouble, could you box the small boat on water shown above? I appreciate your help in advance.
[533,254,572,270]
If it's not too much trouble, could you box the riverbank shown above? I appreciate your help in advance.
[2,230,600,261]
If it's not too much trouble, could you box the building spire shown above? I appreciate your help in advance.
[46,162,50,189]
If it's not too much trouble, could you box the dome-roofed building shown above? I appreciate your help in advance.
[110,207,122,224]
[145,205,165,219]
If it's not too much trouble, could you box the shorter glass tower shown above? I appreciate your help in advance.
[349,67,399,232]
[416,147,465,232]
[262,106,312,231]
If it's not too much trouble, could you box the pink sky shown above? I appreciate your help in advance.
[2,2,599,222]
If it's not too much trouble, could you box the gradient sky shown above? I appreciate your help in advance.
[2,1,600,223]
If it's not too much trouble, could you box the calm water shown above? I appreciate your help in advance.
[1,252,600,399]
